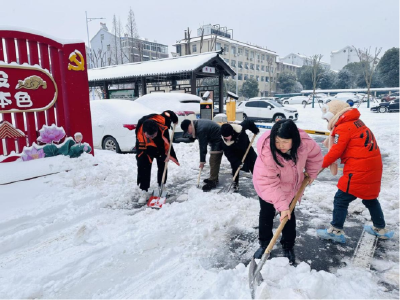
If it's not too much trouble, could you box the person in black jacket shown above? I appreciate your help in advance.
[220,120,259,192]
[181,119,223,191]
[135,110,179,202]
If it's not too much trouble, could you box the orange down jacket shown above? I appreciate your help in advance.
[322,109,382,199]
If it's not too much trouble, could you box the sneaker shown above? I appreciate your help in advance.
[202,180,218,192]
[364,225,394,239]
[203,178,219,184]
[316,226,346,243]
[283,248,296,265]
[137,190,149,204]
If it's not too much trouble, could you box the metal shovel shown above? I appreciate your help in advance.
[248,177,310,299]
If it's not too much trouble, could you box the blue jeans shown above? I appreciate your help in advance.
[331,189,386,230]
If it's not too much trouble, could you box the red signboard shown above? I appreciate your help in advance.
[0,64,57,113]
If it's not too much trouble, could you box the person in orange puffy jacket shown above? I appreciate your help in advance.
[316,100,393,243]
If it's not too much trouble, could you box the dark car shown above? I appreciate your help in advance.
[371,98,399,113]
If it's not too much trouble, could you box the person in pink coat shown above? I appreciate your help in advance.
[252,119,323,264]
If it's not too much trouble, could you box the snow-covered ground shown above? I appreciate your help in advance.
[0,104,398,299]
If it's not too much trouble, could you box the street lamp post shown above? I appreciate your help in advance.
[85,11,105,66]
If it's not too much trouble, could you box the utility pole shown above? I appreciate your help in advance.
[85,11,105,68]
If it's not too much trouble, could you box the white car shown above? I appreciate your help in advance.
[308,94,329,104]
[326,93,361,104]
[237,99,298,122]
[90,99,158,153]
[134,92,199,140]
[283,96,311,105]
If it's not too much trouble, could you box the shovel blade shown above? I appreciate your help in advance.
[147,196,166,209]
[249,257,263,288]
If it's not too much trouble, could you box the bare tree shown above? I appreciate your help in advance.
[198,26,204,53]
[126,7,140,62]
[117,17,128,64]
[185,28,191,55]
[310,54,323,108]
[112,14,119,65]
[353,46,382,108]
[266,55,275,96]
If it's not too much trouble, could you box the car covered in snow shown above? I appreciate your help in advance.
[325,93,361,104]
[237,99,298,122]
[283,96,311,105]
[134,92,199,140]
[90,99,157,153]
[370,98,399,113]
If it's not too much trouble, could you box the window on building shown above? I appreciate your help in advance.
[271,77,274,83]
[261,76,264,81]
[266,77,269,82]
[238,73,243,80]
[244,74,248,80]
[250,63,254,70]
[107,44,110,51]
[261,54,265,60]
[101,34,104,41]
[250,51,254,58]
[250,75,254,79]
[257,53,260,60]
[238,48,243,55]
[256,64,260,71]
[261,65,265,71]
[216,43,221,50]
[224,44,229,53]
[231,60,236,67]
[224,58,229,64]
[271,67,274,73]
[245,62,249,69]
[245,49,249,57]
[231,46,236,55]
[266,66,269,72]
[192,44,197,53]
[256,76,259,81]
[238,61,243,69]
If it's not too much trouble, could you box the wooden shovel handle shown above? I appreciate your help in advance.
[160,123,176,186]
[264,177,311,254]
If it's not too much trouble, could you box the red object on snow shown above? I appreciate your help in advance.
[147,195,166,209]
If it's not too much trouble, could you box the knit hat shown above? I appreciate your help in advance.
[321,100,350,121]
[180,119,191,132]
[220,124,234,137]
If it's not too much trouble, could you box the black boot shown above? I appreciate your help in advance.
[203,178,219,184]
[202,180,218,192]
[283,248,296,265]
[253,240,269,259]
[233,182,239,193]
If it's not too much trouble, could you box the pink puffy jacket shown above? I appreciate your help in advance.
[253,129,323,212]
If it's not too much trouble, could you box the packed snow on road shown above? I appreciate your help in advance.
[0,105,398,299]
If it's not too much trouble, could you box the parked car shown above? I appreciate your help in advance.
[90,99,158,153]
[237,99,298,122]
[283,96,311,105]
[134,92,199,140]
[380,92,399,102]
[370,98,399,113]
[308,94,329,104]
[326,93,361,104]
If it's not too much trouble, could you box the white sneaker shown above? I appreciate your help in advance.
[138,190,149,204]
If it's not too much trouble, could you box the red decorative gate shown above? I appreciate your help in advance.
[0,28,93,158]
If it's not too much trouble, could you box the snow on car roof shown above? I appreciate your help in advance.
[134,93,201,113]
[90,100,156,127]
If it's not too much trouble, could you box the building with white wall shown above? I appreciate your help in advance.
[89,23,168,69]
[330,46,360,71]
[280,53,331,71]
[174,25,279,97]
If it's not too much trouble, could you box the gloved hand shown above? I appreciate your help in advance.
[253,127,260,135]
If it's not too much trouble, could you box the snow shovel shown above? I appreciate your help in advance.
[196,168,202,188]
[147,124,176,209]
[248,177,310,299]
[218,133,257,194]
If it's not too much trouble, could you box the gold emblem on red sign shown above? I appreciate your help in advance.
[68,50,85,71]
[16,75,47,90]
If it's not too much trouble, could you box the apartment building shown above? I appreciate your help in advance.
[330,46,360,71]
[89,23,168,68]
[280,53,331,71]
[174,24,279,97]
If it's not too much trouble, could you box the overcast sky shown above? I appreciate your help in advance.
[1,0,399,62]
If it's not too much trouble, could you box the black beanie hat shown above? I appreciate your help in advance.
[221,124,234,137]
[181,119,191,132]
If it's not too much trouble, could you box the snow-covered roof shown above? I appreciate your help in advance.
[174,35,277,55]
[331,46,353,54]
[88,51,235,82]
